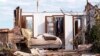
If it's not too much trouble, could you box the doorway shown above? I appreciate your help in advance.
[73,16,81,49]
[21,15,34,37]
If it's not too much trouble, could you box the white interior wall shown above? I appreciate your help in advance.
[33,13,45,37]
[33,13,63,37]
[65,15,73,50]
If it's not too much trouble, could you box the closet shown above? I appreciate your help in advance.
[45,15,65,48]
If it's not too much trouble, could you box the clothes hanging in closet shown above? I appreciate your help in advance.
[55,18,64,36]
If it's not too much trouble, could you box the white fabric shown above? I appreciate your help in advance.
[43,33,56,37]
[30,34,62,46]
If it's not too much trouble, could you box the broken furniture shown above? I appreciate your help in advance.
[21,28,62,49]
[10,26,30,53]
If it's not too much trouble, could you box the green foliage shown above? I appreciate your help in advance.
[89,25,100,53]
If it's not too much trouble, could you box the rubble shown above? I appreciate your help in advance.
[13,48,45,56]
[30,48,40,56]
[14,51,33,56]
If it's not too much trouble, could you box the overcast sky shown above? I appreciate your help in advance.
[0,0,100,29]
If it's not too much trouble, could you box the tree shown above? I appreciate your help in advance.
[89,25,100,53]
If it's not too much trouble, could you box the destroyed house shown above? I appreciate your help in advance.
[13,7,86,50]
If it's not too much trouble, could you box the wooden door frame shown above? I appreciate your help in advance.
[22,15,34,37]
